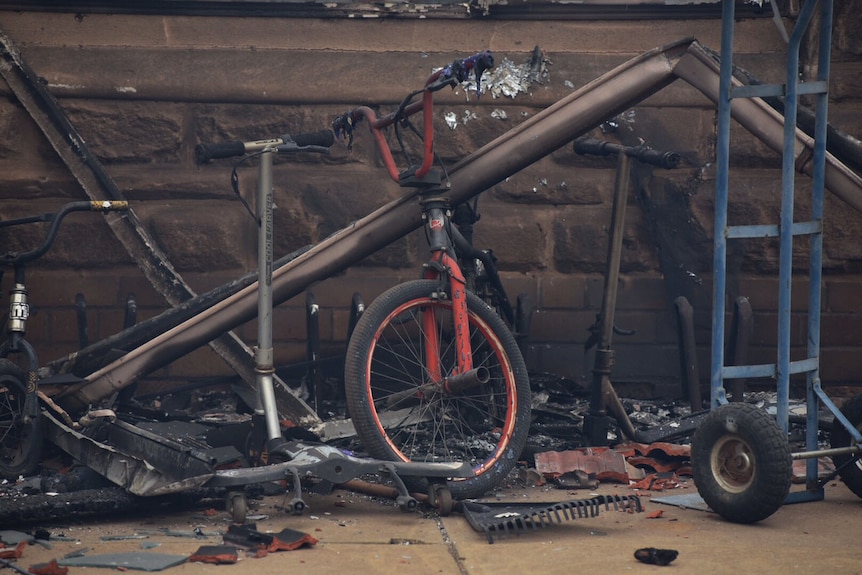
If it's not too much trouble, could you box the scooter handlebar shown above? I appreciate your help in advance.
[573,137,680,169]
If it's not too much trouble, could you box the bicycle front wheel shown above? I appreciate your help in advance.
[0,359,43,479]
[344,279,531,500]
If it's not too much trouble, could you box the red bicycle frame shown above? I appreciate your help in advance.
[337,54,492,385]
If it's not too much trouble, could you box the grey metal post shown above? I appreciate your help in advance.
[256,148,282,442]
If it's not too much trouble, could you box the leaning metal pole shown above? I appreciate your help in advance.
[51,38,691,416]
[53,37,862,417]
[254,149,284,445]
[0,30,282,406]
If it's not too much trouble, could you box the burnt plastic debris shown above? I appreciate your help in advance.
[634,547,679,566]
[223,523,318,553]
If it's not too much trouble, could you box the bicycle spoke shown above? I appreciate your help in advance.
[345,280,529,499]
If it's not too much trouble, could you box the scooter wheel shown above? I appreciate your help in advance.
[429,484,453,516]
[692,403,791,523]
[289,498,306,515]
[226,492,247,524]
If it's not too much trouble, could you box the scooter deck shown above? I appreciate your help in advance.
[42,410,472,498]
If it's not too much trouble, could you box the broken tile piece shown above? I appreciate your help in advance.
[535,448,629,483]
[0,541,27,559]
[189,545,239,564]
[552,470,598,490]
[629,472,680,491]
[223,524,318,553]
[28,559,68,575]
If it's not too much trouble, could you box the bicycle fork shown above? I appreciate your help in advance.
[419,198,488,395]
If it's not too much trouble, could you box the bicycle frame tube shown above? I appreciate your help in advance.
[420,202,472,377]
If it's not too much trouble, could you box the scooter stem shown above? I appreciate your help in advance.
[255,149,282,443]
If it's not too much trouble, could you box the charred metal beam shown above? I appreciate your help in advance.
[50,37,862,418]
[51,37,692,413]
[44,246,309,379]
[673,42,862,213]
[0,31,317,423]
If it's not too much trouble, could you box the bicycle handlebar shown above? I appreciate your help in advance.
[573,137,680,170]
[1,200,130,266]
[332,51,494,184]
[195,129,335,163]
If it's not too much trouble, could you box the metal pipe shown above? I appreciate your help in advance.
[805,0,834,488]
[791,444,859,461]
[53,38,691,413]
[385,367,491,408]
[55,37,862,415]
[589,152,630,418]
[445,366,491,395]
[709,0,735,410]
[255,149,282,443]
[776,0,819,435]
[728,296,752,402]
[674,296,702,408]
[672,42,862,214]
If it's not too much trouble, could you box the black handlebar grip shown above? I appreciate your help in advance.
[573,137,616,157]
[574,137,680,169]
[292,130,335,148]
[635,148,681,169]
[195,141,246,164]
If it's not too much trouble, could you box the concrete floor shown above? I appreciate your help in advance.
[6,478,861,575]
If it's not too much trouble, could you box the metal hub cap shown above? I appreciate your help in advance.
[711,435,755,493]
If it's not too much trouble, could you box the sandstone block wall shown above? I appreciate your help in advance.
[0,4,860,402]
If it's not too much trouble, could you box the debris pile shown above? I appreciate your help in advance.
[531,441,692,495]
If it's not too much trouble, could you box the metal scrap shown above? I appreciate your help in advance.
[27,560,68,575]
[630,472,682,492]
[458,494,642,544]
[222,524,317,555]
[448,45,550,100]
[57,552,189,572]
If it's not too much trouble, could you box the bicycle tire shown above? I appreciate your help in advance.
[344,279,531,500]
[830,392,862,499]
[0,359,43,480]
